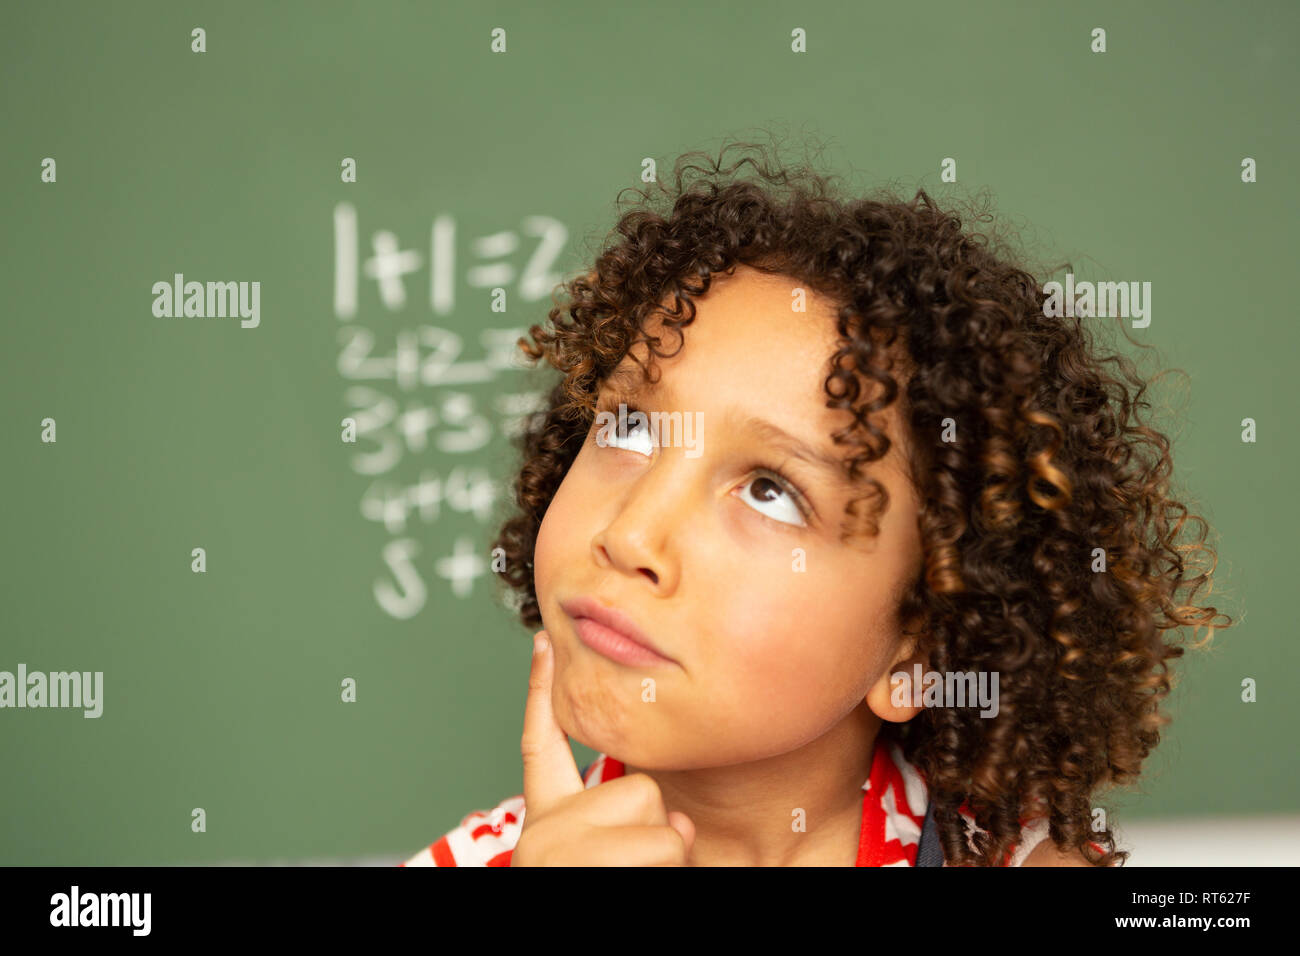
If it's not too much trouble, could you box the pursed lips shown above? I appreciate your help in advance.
[560,595,678,666]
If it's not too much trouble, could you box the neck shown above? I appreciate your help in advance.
[624,700,882,866]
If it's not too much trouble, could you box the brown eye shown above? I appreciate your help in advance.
[738,473,807,528]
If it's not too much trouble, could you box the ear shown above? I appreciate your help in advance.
[866,621,930,724]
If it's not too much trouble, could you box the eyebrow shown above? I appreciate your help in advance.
[596,367,855,488]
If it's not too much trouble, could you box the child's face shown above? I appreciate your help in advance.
[533,265,925,769]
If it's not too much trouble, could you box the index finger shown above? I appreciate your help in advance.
[521,630,585,817]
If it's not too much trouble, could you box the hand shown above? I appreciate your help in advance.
[511,630,696,866]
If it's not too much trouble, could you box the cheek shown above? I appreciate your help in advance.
[710,568,883,699]
[689,584,878,759]
[533,509,558,599]
[533,465,584,599]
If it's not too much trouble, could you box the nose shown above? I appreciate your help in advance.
[590,456,688,592]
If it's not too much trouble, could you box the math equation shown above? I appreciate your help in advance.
[332,201,564,620]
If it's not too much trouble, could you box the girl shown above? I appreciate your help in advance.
[402,142,1231,867]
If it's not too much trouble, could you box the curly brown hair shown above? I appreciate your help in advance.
[491,139,1234,866]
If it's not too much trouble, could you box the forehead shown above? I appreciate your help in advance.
[622,267,842,395]
[602,267,916,487]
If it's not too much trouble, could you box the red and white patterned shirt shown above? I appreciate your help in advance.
[401,737,1064,867]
